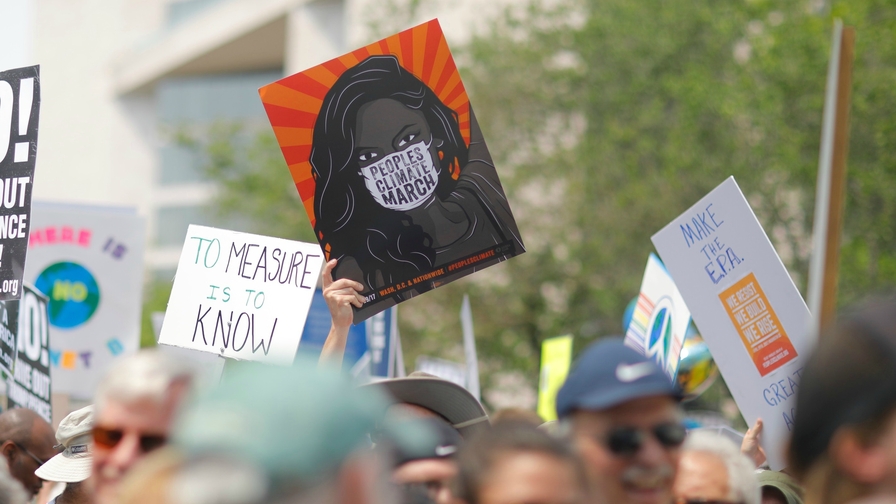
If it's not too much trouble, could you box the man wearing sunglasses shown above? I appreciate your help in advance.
[91,350,194,504]
[556,338,685,504]
[0,407,58,496]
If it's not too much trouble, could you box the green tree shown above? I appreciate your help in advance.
[454,0,895,400]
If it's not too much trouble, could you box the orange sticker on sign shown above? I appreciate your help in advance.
[720,273,797,376]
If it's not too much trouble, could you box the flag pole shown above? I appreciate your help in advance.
[807,20,855,337]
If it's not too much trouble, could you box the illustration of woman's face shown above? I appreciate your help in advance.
[355,98,432,163]
[354,99,441,211]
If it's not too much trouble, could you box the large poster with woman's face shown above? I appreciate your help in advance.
[259,19,525,323]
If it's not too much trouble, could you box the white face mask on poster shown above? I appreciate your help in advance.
[359,139,439,211]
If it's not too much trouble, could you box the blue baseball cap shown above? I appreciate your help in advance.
[556,337,681,418]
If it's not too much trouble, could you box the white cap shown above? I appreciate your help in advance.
[35,406,93,483]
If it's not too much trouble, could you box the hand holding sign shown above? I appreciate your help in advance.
[322,259,365,327]
[259,20,525,324]
[319,259,365,366]
[741,418,767,468]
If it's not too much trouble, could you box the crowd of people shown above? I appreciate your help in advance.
[0,261,891,504]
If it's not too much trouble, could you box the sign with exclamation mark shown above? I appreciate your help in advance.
[4,284,53,422]
[13,78,34,163]
[0,65,40,301]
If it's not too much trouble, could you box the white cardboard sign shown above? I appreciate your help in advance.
[159,225,324,365]
[652,177,812,470]
[24,202,145,398]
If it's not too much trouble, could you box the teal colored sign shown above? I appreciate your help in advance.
[34,262,101,329]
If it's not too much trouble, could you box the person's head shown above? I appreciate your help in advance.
[36,404,95,503]
[168,356,399,504]
[310,55,468,285]
[374,373,490,439]
[755,471,803,504]
[787,297,896,504]
[92,350,194,504]
[453,421,586,504]
[0,407,58,495]
[392,418,463,504]
[556,337,684,504]
[673,431,759,504]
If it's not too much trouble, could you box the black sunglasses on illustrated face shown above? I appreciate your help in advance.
[602,423,687,457]
[92,426,167,453]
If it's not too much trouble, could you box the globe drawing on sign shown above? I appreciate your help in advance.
[34,262,101,329]
[646,296,674,369]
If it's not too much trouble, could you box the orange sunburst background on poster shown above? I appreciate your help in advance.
[258,19,471,227]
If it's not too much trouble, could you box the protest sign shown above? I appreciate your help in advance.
[395,328,407,378]
[652,177,812,470]
[461,295,481,400]
[416,356,466,388]
[537,335,573,422]
[4,285,52,423]
[159,225,324,365]
[367,307,397,379]
[259,19,525,323]
[25,202,145,398]
[624,253,690,380]
[0,65,40,301]
[0,296,16,377]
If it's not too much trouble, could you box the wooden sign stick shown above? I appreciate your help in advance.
[807,20,855,335]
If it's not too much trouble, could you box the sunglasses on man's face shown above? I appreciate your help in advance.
[92,426,167,454]
[12,442,50,467]
[601,422,687,457]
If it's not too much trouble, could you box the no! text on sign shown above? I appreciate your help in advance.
[159,225,324,365]
[651,177,811,470]
[0,65,41,301]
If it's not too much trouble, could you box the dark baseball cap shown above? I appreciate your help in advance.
[556,337,681,418]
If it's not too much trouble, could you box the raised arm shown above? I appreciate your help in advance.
[741,418,768,468]
[319,259,366,367]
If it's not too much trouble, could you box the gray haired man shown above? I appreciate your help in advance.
[91,349,194,504]
[673,430,759,504]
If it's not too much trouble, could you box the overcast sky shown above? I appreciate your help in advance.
[0,0,34,71]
